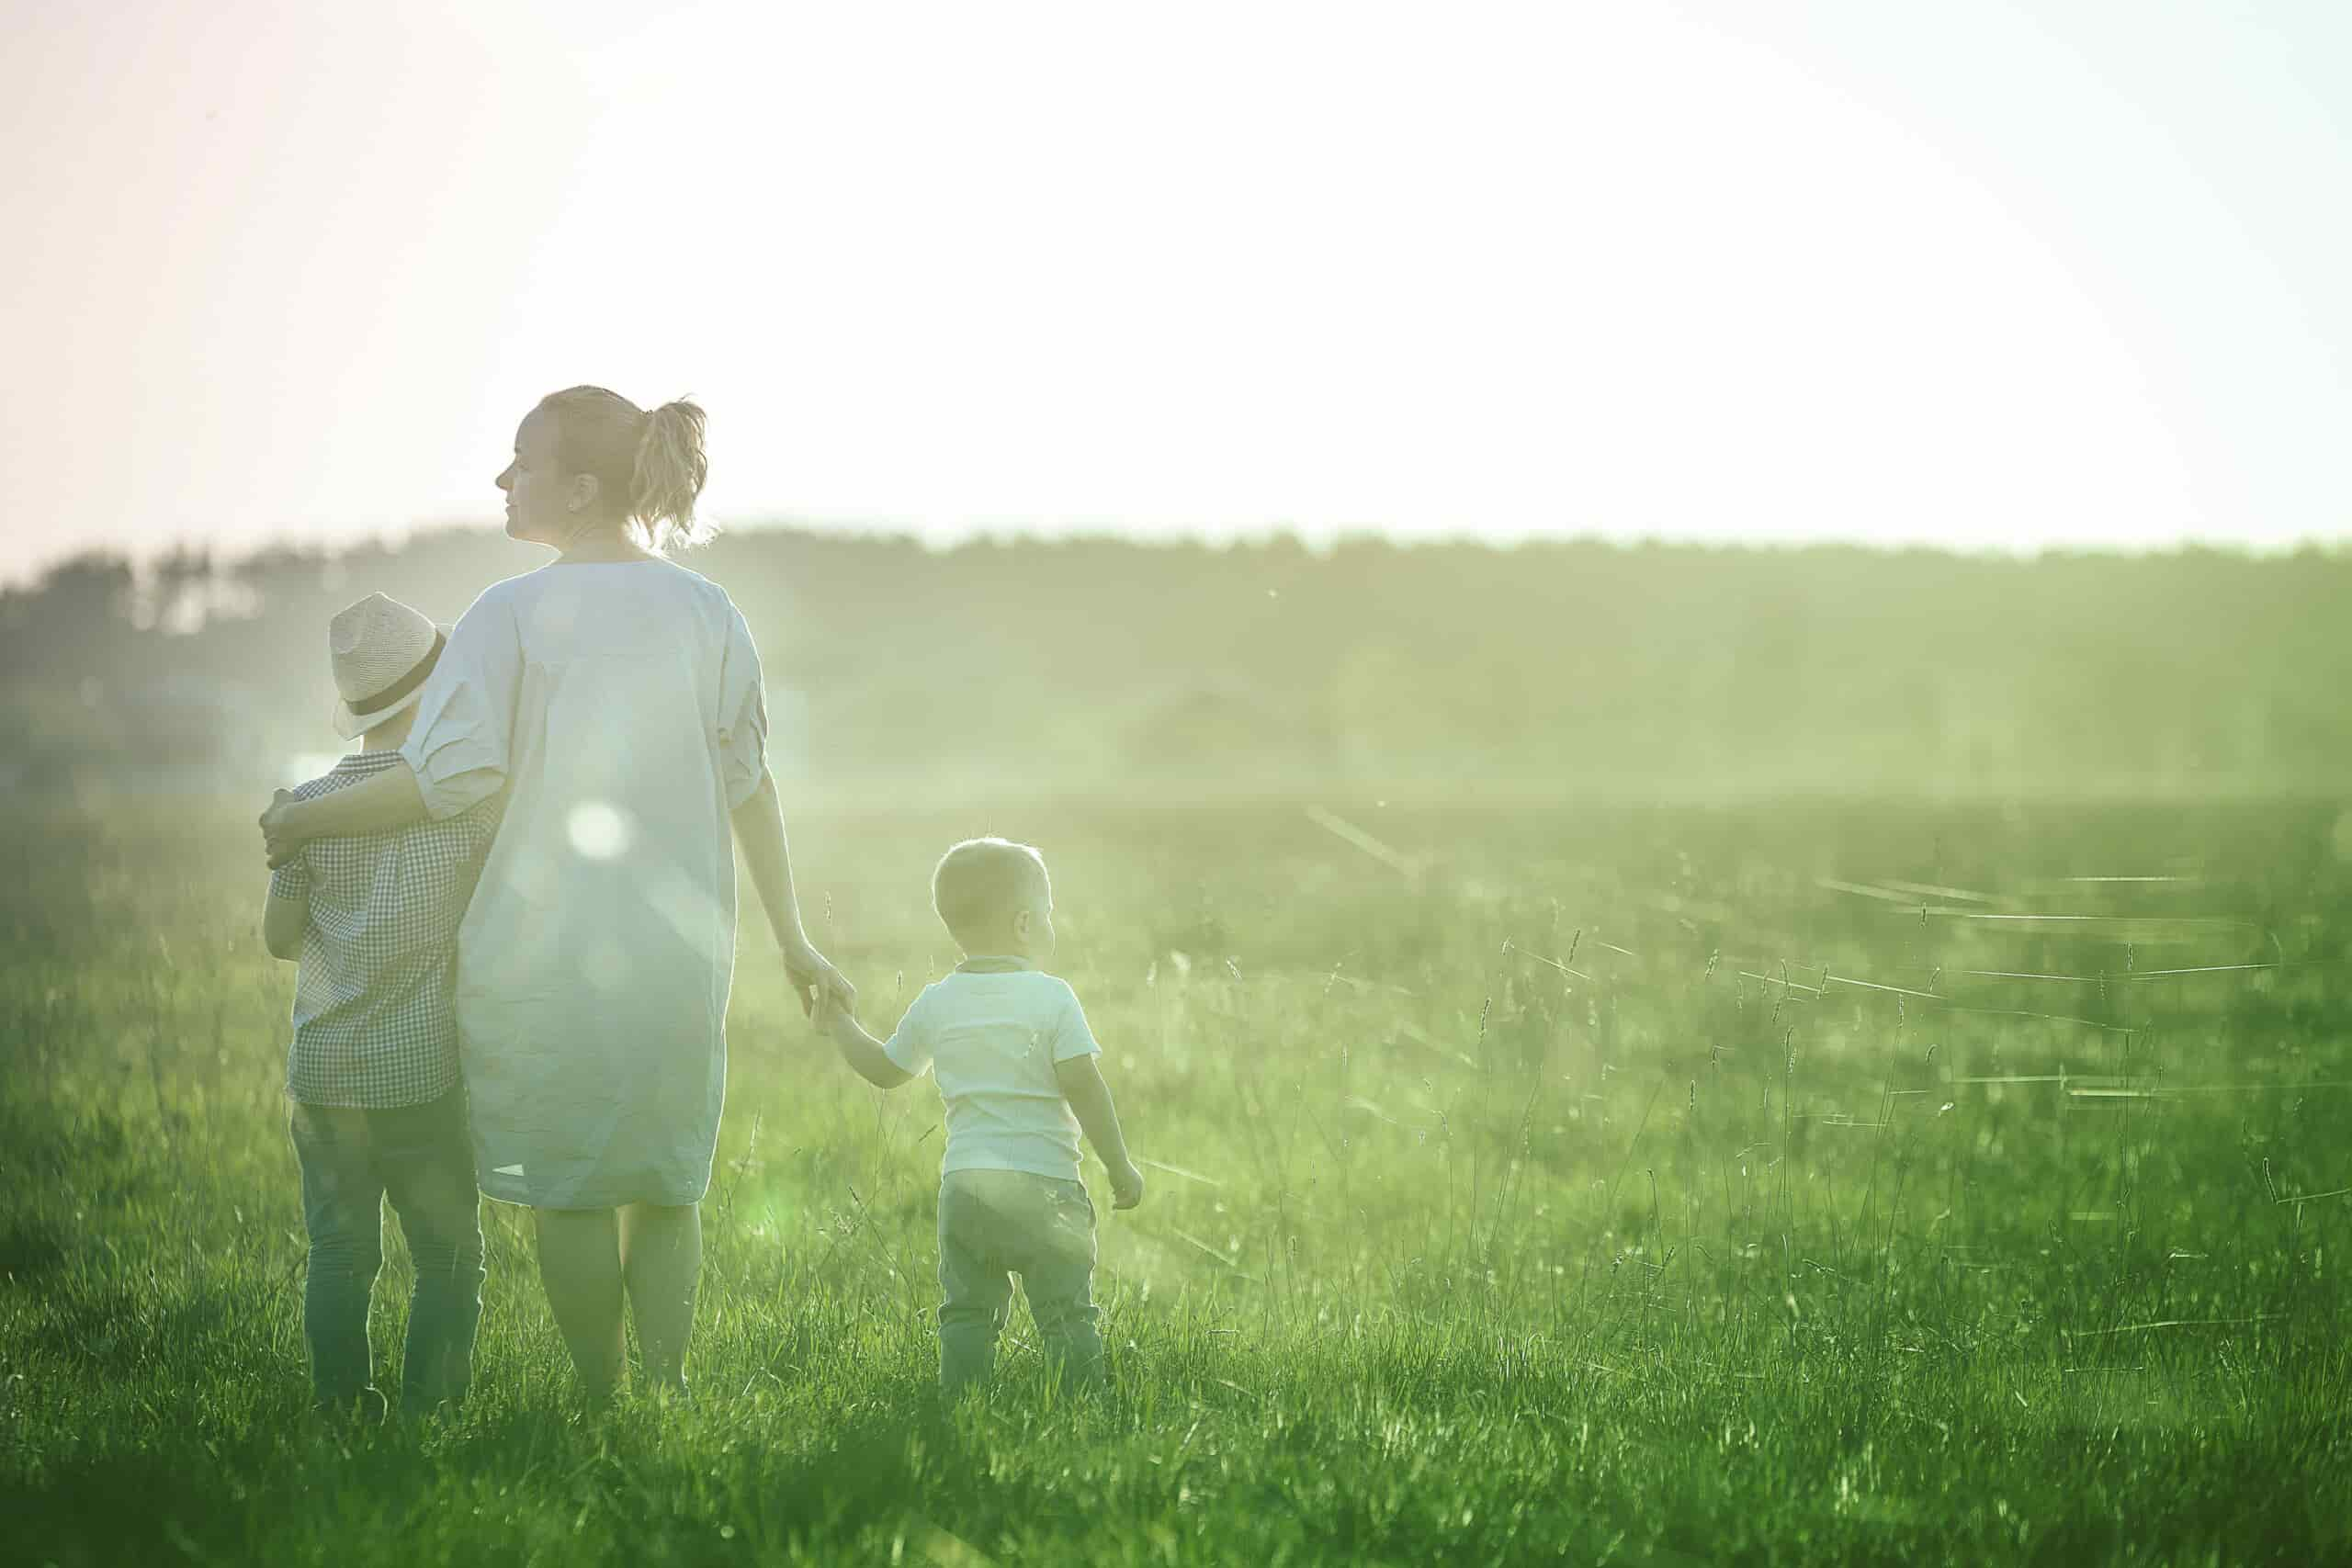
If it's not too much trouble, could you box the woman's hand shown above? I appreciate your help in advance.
[780,938,855,1021]
[259,790,310,869]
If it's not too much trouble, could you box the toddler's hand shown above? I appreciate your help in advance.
[1110,1159,1146,1211]
[783,939,854,1021]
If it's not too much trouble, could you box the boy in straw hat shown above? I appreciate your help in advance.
[262,592,502,1422]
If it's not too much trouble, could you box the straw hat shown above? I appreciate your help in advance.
[328,592,448,740]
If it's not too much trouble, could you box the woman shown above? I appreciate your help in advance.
[261,386,852,1401]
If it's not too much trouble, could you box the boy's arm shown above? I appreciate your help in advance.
[821,1005,914,1090]
[261,880,308,961]
[261,796,311,960]
[1054,1055,1145,1209]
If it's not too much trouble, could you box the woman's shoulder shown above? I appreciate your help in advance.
[436,573,533,638]
[484,559,728,602]
[655,558,743,609]
[463,570,545,612]
[662,562,763,639]
[473,559,751,649]
[570,556,741,612]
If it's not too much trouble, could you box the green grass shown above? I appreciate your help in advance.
[5,795,2351,1564]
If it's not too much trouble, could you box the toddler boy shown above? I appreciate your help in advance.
[821,837,1144,1396]
[263,592,499,1420]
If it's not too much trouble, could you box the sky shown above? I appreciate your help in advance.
[3,0,2348,584]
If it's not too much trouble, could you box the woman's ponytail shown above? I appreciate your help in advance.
[536,386,716,554]
[631,399,712,552]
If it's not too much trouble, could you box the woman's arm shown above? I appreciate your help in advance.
[730,771,855,1018]
[260,764,425,868]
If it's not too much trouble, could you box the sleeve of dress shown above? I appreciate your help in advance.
[716,600,771,809]
[399,591,521,820]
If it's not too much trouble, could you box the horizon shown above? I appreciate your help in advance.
[17,510,2352,596]
[6,1,2349,585]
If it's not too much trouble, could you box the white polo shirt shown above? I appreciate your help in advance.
[883,956,1103,1181]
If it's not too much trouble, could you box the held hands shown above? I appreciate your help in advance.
[782,937,855,1023]
[259,790,307,869]
[1109,1158,1147,1211]
[810,981,854,1040]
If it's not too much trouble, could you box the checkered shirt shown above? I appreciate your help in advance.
[269,750,501,1107]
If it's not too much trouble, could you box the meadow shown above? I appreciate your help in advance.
[4,792,2350,1565]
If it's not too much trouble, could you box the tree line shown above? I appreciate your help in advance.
[4,528,2346,797]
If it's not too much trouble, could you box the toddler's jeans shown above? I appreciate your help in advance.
[936,1168,1102,1397]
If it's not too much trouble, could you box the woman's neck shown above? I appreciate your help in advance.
[555,522,659,565]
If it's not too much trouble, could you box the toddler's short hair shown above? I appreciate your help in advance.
[933,838,1050,948]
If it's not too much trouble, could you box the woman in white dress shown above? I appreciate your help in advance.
[261,386,852,1401]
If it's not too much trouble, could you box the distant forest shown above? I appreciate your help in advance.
[4,528,2347,798]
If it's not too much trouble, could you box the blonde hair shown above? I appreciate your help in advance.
[537,386,713,552]
[932,837,1050,949]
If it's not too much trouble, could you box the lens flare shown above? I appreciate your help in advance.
[566,800,634,861]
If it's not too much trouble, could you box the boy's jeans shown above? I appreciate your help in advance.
[289,1085,484,1416]
[937,1168,1102,1396]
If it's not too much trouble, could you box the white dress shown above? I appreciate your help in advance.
[400,559,769,1209]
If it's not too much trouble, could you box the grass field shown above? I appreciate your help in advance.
[5,794,2351,1565]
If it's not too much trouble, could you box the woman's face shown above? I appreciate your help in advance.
[496,407,570,545]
